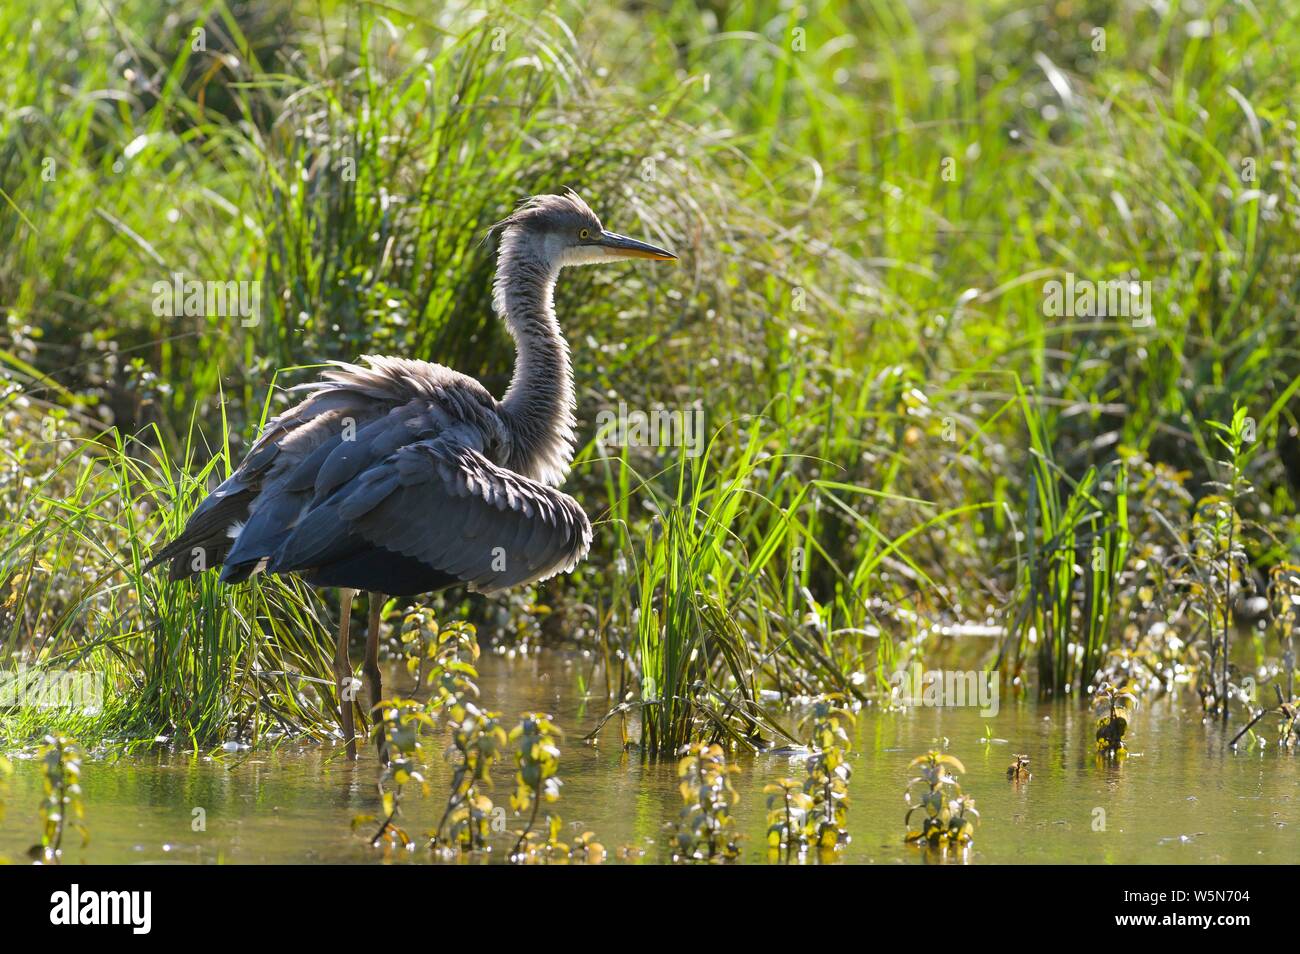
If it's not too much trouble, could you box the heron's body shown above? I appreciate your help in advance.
[148,190,676,758]
[152,355,590,596]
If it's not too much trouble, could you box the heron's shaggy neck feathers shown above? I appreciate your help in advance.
[493,229,577,487]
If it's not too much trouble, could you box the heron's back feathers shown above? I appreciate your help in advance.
[147,355,591,595]
[269,433,591,594]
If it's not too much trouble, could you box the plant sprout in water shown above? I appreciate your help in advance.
[1006,754,1031,781]
[1269,564,1300,695]
[30,736,88,863]
[507,713,602,862]
[670,743,742,862]
[358,698,433,850]
[802,699,854,850]
[905,750,978,850]
[1094,683,1139,755]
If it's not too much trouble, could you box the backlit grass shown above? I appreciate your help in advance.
[2,0,1299,749]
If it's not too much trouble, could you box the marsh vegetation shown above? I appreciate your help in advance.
[2,0,1300,864]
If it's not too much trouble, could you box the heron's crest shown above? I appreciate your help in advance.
[487,189,602,241]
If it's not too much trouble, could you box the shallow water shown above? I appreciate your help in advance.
[1,650,1293,863]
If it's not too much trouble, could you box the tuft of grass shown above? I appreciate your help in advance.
[1000,383,1131,697]
[585,413,948,753]
[0,399,338,747]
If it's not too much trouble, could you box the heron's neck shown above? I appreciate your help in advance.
[494,237,576,487]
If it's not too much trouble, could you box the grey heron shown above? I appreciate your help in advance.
[147,191,677,758]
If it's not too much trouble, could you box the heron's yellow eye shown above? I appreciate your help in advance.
[579,228,590,239]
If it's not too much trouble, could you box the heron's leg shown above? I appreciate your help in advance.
[365,592,388,764]
[334,587,358,760]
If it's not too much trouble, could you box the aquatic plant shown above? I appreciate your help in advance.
[360,698,433,850]
[0,752,10,863]
[764,778,813,852]
[1097,624,1207,697]
[510,814,604,865]
[407,620,507,854]
[1199,404,1257,723]
[1184,494,1248,718]
[1006,754,1031,781]
[587,407,984,757]
[30,735,87,863]
[949,795,980,841]
[1092,456,1199,695]
[904,750,977,849]
[0,418,338,748]
[764,699,854,856]
[604,430,807,756]
[614,844,647,862]
[566,828,606,863]
[399,607,441,698]
[801,699,854,849]
[1280,698,1300,748]
[1229,685,1300,750]
[431,707,508,853]
[509,713,564,859]
[1092,405,1285,723]
[1000,390,1130,698]
[418,620,481,714]
[354,613,483,850]
[1268,564,1300,695]
[670,743,742,862]
[1094,683,1139,755]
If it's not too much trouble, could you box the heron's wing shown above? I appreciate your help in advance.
[218,398,451,578]
[267,432,591,594]
[142,423,292,578]
[144,371,411,577]
[149,356,506,582]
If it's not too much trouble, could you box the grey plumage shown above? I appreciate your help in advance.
[148,191,676,599]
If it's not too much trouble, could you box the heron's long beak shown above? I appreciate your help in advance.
[592,230,677,261]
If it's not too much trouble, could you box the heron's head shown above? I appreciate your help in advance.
[492,190,677,270]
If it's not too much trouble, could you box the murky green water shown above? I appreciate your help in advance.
[1,651,1294,863]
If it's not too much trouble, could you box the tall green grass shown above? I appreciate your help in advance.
[998,384,1131,696]
[2,0,1299,743]
[579,406,998,752]
[0,400,338,747]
